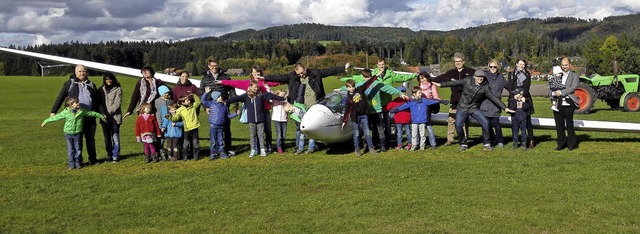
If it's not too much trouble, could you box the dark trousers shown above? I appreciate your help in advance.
[367,112,386,149]
[511,121,527,145]
[224,122,232,151]
[183,129,200,159]
[526,115,534,143]
[487,116,504,145]
[80,117,97,163]
[553,102,577,149]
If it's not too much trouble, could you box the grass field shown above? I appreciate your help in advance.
[2,75,640,232]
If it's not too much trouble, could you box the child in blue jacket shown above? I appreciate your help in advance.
[202,91,237,159]
[392,86,446,151]
[161,103,184,161]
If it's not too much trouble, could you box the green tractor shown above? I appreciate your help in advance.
[575,73,640,114]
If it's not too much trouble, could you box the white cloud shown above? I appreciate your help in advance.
[0,0,638,47]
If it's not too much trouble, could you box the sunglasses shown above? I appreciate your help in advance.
[489,66,498,68]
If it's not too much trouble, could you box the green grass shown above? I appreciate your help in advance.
[2,75,640,232]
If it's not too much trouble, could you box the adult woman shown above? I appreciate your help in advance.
[551,57,579,150]
[124,66,165,117]
[506,57,535,148]
[172,70,201,103]
[480,59,507,148]
[98,72,122,162]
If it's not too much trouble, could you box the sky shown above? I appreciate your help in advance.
[1,0,639,47]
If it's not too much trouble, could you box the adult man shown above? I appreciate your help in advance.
[431,53,475,146]
[340,59,416,150]
[551,57,579,151]
[265,62,350,153]
[50,64,104,165]
[433,70,514,151]
[200,59,237,155]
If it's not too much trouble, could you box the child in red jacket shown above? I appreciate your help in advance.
[135,103,163,163]
[386,86,412,150]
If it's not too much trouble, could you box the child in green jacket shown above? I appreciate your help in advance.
[42,97,105,169]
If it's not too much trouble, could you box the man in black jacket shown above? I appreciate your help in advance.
[431,52,475,146]
[264,62,350,153]
[50,64,104,165]
[200,58,237,155]
[434,70,514,152]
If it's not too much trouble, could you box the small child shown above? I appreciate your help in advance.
[392,86,445,151]
[549,66,564,112]
[342,72,379,156]
[271,89,289,154]
[226,81,286,157]
[155,85,172,160]
[508,89,530,150]
[135,102,163,163]
[42,97,105,169]
[418,72,440,100]
[201,91,234,160]
[168,93,202,160]
[385,86,412,150]
[161,103,184,161]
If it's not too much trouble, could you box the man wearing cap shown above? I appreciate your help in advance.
[433,70,514,151]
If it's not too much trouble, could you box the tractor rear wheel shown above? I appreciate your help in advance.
[623,93,640,112]
[574,83,595,114]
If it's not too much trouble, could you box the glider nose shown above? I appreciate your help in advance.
[300,104,352,143]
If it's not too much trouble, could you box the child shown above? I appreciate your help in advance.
[42,97,105,169]
[271,89,289,154]
[548,66,564,112]
[161,103,184,161]
[508,89,530,150]
[392,87,445,151]
[341,73,379,156]
[386,86,412,150]
[418,72,440,100]
[135,102,163,163]
[168,93,202,160]
[155,85,172,160]
[201,91,233,160]
[226,81,286,157]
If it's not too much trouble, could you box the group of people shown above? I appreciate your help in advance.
[41,54,580,169]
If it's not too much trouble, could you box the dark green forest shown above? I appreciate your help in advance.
[2,14,640,77]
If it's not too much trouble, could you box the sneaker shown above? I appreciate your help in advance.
[444,141,454,146]
[431,146,437,150]
[404,144,412,150]
[497,143,504,149]
[249,150,257,158]
[459,145,468,151]
[209,154,218,160]
[68,166,75,170]
[355,150,361,157]
[227,151,236,157]
[521,145,528,150]
[294,149,303,155]
[409,147,416,151]
[551,105,559,112]
[511,143,518,149]
[483,144,493,151]
[277,147,284,154]
[421,145,427,150]
[219,153,229,159]
[369,149,378,155]
[260,149,267,157]
[306,149,315,154]
[395,144,402,150]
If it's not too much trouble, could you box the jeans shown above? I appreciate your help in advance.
[209,125,225,155]
[455,108,490,146]
[274,121,287,149]
[411,123,426,148]
[486,116,504,145]
[426,125,436,147]
[100,120,120,161]
[183,129,200,159]
[295,122,315,151]
[511,121,527,145]
[395,123,411,146]
[65,133,82,168]
[352,115,374,151]
[80,117,97,163]
[249,122,265,151]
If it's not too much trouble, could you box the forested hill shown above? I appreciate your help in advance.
[192,14,640,45]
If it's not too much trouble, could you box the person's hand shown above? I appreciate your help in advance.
[236,109,241,115]
[341,122,346,129]
[440,100,450,105]
[157,135,162,138]
[41,123,45,128]
[136,136,141,143]
[333,88,341,92]
[205,108,210,114]
[123,112,131,118]
[400,94,409,100]
[345,62,350,72]
[49,113,55,117]
[255,76,264,80]
[205,86,212,93]
[171,122,176,127]
[161,128,166,133]
[432,82,441,87]
[505,108,515,113]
